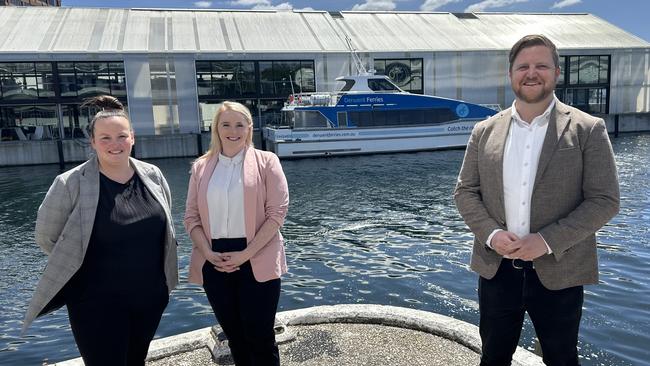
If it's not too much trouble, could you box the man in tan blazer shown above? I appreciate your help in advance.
[454,34,619,366]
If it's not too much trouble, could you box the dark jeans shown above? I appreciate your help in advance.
[478,259,583,366]
[203,238,281,366]
[66,289,168,366]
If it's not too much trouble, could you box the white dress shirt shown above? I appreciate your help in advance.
[207,150,246,239]
[487,97,555,255]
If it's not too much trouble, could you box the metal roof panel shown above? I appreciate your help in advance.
[0,8,647,54]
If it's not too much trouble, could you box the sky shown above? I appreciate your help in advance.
[62,0,650,43]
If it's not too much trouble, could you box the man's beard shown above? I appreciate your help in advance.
[514,81,556,104]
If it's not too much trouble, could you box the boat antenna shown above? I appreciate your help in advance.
[288,74,296,96]
[345,35,367,75]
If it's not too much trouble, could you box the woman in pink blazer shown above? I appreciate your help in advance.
[184,101,289,366]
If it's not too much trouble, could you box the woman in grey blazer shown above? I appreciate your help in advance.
[23,96,179,366]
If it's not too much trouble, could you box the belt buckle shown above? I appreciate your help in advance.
[512,259,534,270]
[512,259,535,269]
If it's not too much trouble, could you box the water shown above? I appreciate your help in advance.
[1,134,649,366]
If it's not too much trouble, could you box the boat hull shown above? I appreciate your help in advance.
[263,120,478,158]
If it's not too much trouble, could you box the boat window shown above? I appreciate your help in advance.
[367,79,400,92]
[337,112,347,128]
[292,110,330,128]
[348,108,457,127]
[281,110,294,127]
[339,80,356,92]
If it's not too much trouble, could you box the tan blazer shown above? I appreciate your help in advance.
[23,157,179,332]
[454,101,620,290]
[184,146,289,284]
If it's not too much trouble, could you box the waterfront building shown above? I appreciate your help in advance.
[0,7,649,165]
[1,0,60,6]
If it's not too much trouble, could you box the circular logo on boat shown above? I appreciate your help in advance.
[456,103,469,118]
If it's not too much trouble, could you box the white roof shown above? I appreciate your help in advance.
[0,7,647,54]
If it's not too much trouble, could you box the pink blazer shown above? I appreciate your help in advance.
[184,146,289,284]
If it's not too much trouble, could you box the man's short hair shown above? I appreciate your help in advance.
[509,34,560,71]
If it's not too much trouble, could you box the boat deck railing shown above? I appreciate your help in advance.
[480,103,503,112]
[287,92,340,107]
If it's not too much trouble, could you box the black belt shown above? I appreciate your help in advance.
[512,259,535,270]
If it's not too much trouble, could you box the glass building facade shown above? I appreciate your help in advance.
[0,62,126,141]
[556,55,610,114]
[374,58,423,94]
[196,60,315,131]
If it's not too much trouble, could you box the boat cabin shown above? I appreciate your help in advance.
[336,74,404,94]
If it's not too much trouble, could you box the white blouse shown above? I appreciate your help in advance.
[206,150,246,239]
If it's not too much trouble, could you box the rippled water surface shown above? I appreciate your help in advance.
[1,134,649,365]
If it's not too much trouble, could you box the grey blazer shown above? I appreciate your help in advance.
[23,157,179,332]
[454,100,620,290]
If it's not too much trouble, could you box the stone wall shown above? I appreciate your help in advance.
[0,131,264,167]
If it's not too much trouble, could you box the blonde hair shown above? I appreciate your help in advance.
[200,101,254,160]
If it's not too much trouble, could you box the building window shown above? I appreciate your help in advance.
[259,60,315,96]
[54,62,126,98]
[197,60,315,99]
[564,87,608,114]
[374,58,423,94]
[557,55,610,114]
[1,61,126,141]
[557,56,566,86]
[0,62,55,100]
[196,60,315,130]
[568,55,609,85]
[76,63,111,97]
[150,57,178,135]
[196,61,256,98]
[108,62,127,97]
[0,104,59,141]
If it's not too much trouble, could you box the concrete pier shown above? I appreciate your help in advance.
[52,304,544,366]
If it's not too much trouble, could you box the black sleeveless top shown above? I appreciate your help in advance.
[66,172,167,306]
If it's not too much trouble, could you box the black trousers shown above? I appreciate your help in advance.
[478,259,583,366]
[203,238,281,366]
[66,289,168,366]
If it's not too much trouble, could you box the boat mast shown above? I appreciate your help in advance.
[289,74,296,95]
[345,36,368,75]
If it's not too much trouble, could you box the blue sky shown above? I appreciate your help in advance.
[62,0,649,43]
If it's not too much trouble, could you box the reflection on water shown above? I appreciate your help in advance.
[1,134,649,366]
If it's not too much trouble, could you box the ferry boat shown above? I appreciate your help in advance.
[262,40,498,158]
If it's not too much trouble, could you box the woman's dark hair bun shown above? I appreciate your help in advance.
[84,95,130,138]
[82,95,124,111]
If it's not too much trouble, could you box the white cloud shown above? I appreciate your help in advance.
[229,0,314,10]
[464,0,528,12]
[420,0,461,11]
[551,0,582,9]
[253,1,293,9]
[351,0,397,11]
[230,0,269,6]
[194,1,212,7]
